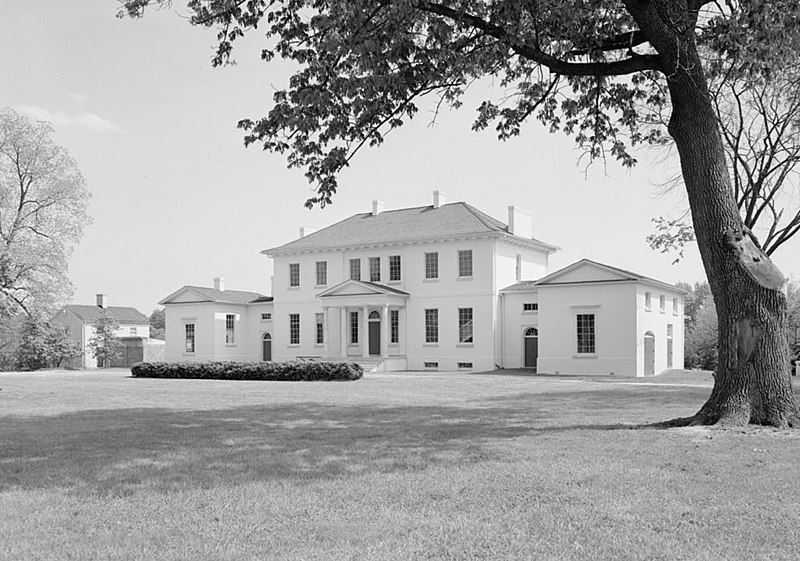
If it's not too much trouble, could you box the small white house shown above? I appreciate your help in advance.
[159,193,686,376]
[53,294,154,368]
[158,278,274,363]
[501,260,686,377]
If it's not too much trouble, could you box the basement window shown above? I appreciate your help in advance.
[424,362,439,370]
[457,362,473,370]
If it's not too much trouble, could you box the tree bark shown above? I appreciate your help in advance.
[628,0,799,427]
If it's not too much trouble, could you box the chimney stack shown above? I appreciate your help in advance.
[299,226,317,238]
[96,294,107,309]
[433,190,445,208]
[372,200,385,215]
[507,205,533,238]
[214,276,225,292]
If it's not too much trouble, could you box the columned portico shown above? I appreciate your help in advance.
[317,279,409,362]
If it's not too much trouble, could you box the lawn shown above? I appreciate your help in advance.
[1,369,798,560]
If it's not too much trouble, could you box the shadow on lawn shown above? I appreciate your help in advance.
[0,387,708,495]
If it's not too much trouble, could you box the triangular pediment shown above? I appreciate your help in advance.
[536,259,639,286]
[318,279,409,298]
[159,287,214,305]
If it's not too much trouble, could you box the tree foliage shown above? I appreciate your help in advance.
[149,308,165,340]
[0,107,91,319]
[88,315,124,368]
[648,64,800,260]
[14,316,81,371]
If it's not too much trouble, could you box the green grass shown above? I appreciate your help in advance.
[1,369,799,560]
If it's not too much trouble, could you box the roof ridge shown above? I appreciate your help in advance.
[459,202,507,232]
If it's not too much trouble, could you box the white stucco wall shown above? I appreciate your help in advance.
[536,283,639,376]
[635,286,685,375]
[499,290,540,369]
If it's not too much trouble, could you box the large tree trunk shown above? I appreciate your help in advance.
[630,1,798,427]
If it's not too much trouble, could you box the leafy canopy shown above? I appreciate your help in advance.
[120,1,800,206]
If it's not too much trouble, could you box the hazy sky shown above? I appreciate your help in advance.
[3,1,798,315]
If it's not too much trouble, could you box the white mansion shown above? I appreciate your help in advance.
[160,192,685,376]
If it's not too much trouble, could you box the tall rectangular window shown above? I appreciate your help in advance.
[389,255,401,281]
[390,309,399,343]
[576,314,596,354]
[369,257,381,282]
[458,249,473,277]
[350,311,359,344]
[289,314,300,345]
[349,258,361,281]
[424,252,438,279]
[289,263,300,287]
[225,314,235,344]
[425,309,439,343]
[316,261,327,286]
[185,323,195,353]
[673,297,679,315]
[645,292,651,310]
[458,307,473,343]
[316,313,324,345]
[659,294,665,312]
[667,324,674,368]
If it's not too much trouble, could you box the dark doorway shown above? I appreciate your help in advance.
[524,327,538,372]
[262,333,272,361]
[368,311,381,356]
[644,331,655,376]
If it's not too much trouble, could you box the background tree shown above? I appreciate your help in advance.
[149,308,165,340]
[0,107,91,320]
[14,317,81,371]
[88,315,123,368]
[648,64,800,261]
[122,1,800,427]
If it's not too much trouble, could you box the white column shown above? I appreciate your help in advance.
[381,304,389,358]
[340,307,348,358]
[362,305,369,358]
[322,306,329,359]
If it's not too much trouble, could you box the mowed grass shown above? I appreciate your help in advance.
[1,369,799,560]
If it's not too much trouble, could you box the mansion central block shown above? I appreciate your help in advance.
[160,192,685,377]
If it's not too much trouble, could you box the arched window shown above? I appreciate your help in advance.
[524,327,538,338]
[369,310,380,320]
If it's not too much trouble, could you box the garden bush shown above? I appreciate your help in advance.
[130,360,363,381]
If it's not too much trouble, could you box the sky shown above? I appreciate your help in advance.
[3,1,799,315]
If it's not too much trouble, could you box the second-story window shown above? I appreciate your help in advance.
[659,294,666,313]
[389,255,401,281]
[458,249,473,277]
[316,261,327,286]
[289,263,300,287]
[645,291,652,310]
[349,258,361,281]
[425,252,438,279]
[369,257,381,282]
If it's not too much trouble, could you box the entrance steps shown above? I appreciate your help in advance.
[354,358,385,373]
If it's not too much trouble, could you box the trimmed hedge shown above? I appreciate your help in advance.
[130,360,363,381]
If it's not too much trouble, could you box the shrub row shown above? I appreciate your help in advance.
[130,360,363,381]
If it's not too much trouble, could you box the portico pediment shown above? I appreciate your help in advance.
[317,279,409,299]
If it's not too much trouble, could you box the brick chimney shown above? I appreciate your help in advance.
[433,190,445,208]
[214,276,225,292]
[96,294,107,308]
[372,200,385,215]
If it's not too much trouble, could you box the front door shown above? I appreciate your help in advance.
[524,327,538,372]
[644,332,655,376]
[262,333,272,361]
[368,311,381,356]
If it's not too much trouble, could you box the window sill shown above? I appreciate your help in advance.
[573,354,598,359]
[288,286,300,291]
[456,276,474,281]
[225,344,237,348]
[387,280,402,285]
[314,284,327,289]
[423,343,439,347]
[522,311,538,315]
[287,344,300,348]
[644,307,651,312]
[423,278,439,283]
[314,343,324,348]
[457,343,474,347]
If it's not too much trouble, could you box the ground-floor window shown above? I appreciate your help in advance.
[350,311,359,344]
[576,313,595,354]
[458,307,473,343]
[289,314,300,345]
[667,324,674,368]
[425,309,438,343]
[315,313,324,344]
[390,309,399,343]
[225,314,235,344]
[185,323,195,353]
